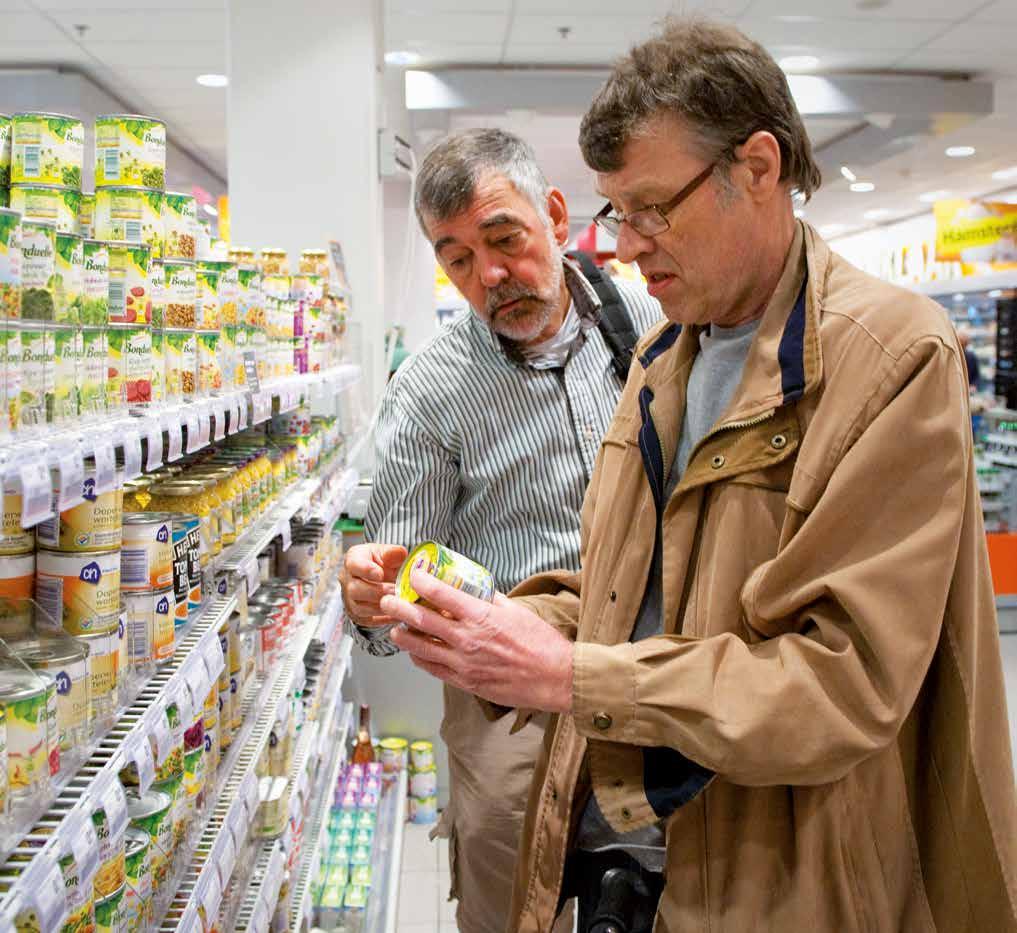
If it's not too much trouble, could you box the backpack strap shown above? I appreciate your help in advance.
[568,250,639,383]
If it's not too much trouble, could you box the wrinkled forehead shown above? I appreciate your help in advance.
[425,173,542,249]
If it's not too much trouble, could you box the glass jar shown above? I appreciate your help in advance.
[122,476,155,512]
[148,481,214,566]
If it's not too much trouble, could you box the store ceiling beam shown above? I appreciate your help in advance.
[405,68,994,122]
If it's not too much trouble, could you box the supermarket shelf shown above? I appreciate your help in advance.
[366,770,409,933]
[0,364,362,523]
[0,591,237,924]
[909,272,1017,298]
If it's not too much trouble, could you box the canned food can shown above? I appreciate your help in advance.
[57,843,96,933]
[92,802,127,897]
[0,115,9,189]
[95,186,164,258]
[0,207,21,322]
[408,794,438,824]
[124,587,174,666]
[123,825,152,932]
[20,219,56,322]
[78,190,95,238]
[80,239,109,326]
[162,259,196,328]
[51,321,81,423]
[35,548,121,634]
[162,193,196,261]
[170,523,189,626]
[150,327,164,404]
[196,330,222,393]
[0,489,33,555]
[77,627,118,724]
[117,606,129,699]
[152,773,184,851]
[52,231,83,327]
[163,327,196,401]
[19,319,54,427]
[148,257,165,329]
[14,636,89,752]
[127,787,172,893]
[80,325,107,416]
[107,323,152,409]
[121,512,173,590]
[0,552,34,638]
[94,881,125,933]
[397,541,495,606]
[43,672,58,777]
[95,115,166,190]
[378,737,408,775]
[10,113,84,187]
[0,666,51,798]
[170,515,201,620]
[154,701,183,782]
[195,266,219,330]
[107,242,150,326]
[409,740,435,772]
[9,184,81,235]
[36,466,123,552]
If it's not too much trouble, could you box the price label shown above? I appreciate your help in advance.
[98,773,129,838]
[288,790,302,825]
[20,852,68,933]
[196,868,222,920]
[128,731,156,792]
[184,655,211,706]
[147,704,173,766]
[92,438,116,494]
[66,808,100,888]
[225,799,246,850]
[213,401,227,441]
[242,771,259,821]
[184,410,201,454]
[276,695,290,727]
[144,419,164,470]
[245,559,261,597]
[201,633,225,681]
[278,518,292,551]
[281,821,294,854]
[166,416,183,461]
[56,449,85,511]
[17,458,53,527]
[120,429,142,480]
[238,395,249,431]
[198,405,211,446]
[216,831,236,885]
[297,769,310,802]
[243,352,261,392]
[177,903,202,933]
[250,900,270,933]
[172,680,194,727]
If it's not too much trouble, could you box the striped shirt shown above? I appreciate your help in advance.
[351,259,661,654]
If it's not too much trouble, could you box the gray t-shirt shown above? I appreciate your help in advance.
[575,316,761,871]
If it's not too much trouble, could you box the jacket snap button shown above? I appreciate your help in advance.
[551,787,558,801]
[614,778,624,788]
[621,807,632,821]
[609,591,617,602]
[771,434,788,450]
[711,455,725,469]
[593,712,613,731]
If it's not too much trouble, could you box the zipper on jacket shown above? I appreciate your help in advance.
[684,408,776,470]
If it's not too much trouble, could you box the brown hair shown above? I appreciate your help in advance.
[579,18,822,200]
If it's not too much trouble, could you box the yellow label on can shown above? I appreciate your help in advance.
[35,549,121,634]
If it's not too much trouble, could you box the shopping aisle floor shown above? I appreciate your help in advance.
[397,633,1017,933]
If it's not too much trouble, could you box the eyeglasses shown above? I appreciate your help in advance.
[593,163,716,238]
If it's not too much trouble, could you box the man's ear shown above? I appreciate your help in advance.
[546,188,570,247]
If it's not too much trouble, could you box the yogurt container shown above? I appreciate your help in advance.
[10,112,84,187]
[94,115,166,190]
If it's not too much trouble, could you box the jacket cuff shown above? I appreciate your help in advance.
[572,641,638,741]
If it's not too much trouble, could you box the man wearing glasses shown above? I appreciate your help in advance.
[380,17,1017,933]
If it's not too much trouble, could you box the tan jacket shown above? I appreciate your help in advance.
[507,223,1017,932]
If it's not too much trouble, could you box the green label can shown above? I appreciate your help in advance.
[81,240,109,325]
[52,323,81,423]
[80,326,107,416]
[150,328,164,404]
[0,207,21,321]
[0,666,50,799]
[54,231,83,324]
[9,184,80,234]
[127,788,172,894]
[123,825,151,932]
[11,112,84,187]
[94,115,166,190]
[107,324,152,408]
[149,259,165,328]
[21,219,56,321]
[94,882,125,933]
[197,330,222,394]
[164,328,196,401]
[0,322,21,433]
[0,115,10,188]
[96,186,164,258]
[78,190,95,238]
[20,320,55,427]
[162,192,196,260]
[107,242,150,325]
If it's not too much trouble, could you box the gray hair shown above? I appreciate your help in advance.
[414,128,551,234]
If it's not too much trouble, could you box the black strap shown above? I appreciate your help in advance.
[568,250,639,383]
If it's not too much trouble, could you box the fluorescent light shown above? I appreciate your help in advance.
[819,223,847,238]
[989,289,1004,298]
[919,189,951,203]
[945,145,975,158]
[385,50,421,66]
[840,166,857,183]
[202,203,218,217]
[992,166,1017,181]
[850,181,875,193]
[196,73,228,88]
[779,55,819,73]
[864,208,891,220]
[953,293,966,302]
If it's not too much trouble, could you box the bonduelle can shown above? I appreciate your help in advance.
[78,190,95,238]
[9,183,81,234]
[92,797,127,898]
[127,787,172,893]
[36,464,123,552]
[20,218,56,323]
[53,230,83,325]
[107,323,152,409]
[396,541,495,606]
[35,548,121,635]
[122,825,152,932]
[95,186,164,258]
[81,239,109,326]
[0,206,22,322]
[10,113,84,187]
[121,512,173,590]
[0,666,50,799]
[94,882,125,933]
[0,114,10,189]
[162,193,196,261]
[94,115,166,190]
[107,241,151,326]
[80,325,107,416]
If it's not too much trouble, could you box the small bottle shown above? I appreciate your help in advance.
[351,704,375,764]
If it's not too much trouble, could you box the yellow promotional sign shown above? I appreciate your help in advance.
[934,199,1017,268]
[217,195,230,244]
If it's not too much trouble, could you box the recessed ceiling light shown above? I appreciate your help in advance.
[945,145,976,158]
[864,208,891,220]
[196,73,228,88]
[992,166,1017,181]
[385,50,421,66]
[840,166,857,183]
[850,181,875,193]
[202,203,218,217]
[919,189,951,203]
[953,293,966,302]
[778,55,819,73]
[989,289,1004,298]
[819,223,847,238]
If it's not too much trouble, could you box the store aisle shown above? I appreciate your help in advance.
[397,822,454,932]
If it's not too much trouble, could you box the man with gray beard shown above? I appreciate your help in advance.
[339,128,660,932]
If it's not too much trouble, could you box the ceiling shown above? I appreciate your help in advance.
[1,0,1016,239]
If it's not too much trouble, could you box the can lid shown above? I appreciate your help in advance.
[10,182,78,193]
[124,825,150,855]
[96,114,164,124]
[123,511,177,524]
[97,185,164,196]
[13,635,89,666]
[0,207,22,220]
[21,218,56,230]
[0,665,53,700]
[125,787,172,818]
[12,111,80,122]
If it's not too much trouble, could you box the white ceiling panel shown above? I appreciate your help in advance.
[736,16,947,51]
[108,68,218,92]
[1,11,72,40]
[78,39,224,70]
[744,0,984,21]
[502,42,632,65]
[32,0,223,8]
[762,45,913,70]
[44,10,225,42]
[386,0,509,11]
[920,21,1017,53]
[395,43,504,64]
[0,39,90,65]
[508,15,668,46]
[386,12,509,45]
[894,49,1017,77]
[972,0,1017,23]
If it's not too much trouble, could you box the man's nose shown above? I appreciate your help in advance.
[614,222,655,266]
[479,256,509,288]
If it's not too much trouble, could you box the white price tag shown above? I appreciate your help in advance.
[120,429,142,480]
[281,822,294,854]
[56,449,85,511]
[18,458,53,527]
[172,680,194,727]
[201,633,225,681]
[213,401,227,441]
[166,416,183,461]
[242,771,260,821]
[128,731,156,792]
[216,831,236,885]
[276,695,290,727]
[250,900,270,933]
[297,768,310,803]
[144,419,164,470]
[98,773,129,838]
[185,655,211,706]
[178,903,202,933]
[184,410,201,453]
[245,559,261,597]
[301,889,313,924]
[198,405,211,446]
[288,792,301,827]
[148,703,173,766]
[92,438,116,494]
[196,868,222,920]
[20,852,68,933]
[66,808,100,888]
[278,518,292,551]
[228,398,241,435]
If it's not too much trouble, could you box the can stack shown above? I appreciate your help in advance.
[120,512,176,676]
[407,740,438,825]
